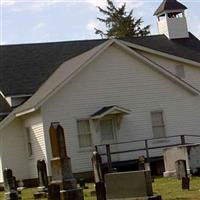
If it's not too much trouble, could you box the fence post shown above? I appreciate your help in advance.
[181,135,186,145]
[145,140,150,164]
[106,144,113,173]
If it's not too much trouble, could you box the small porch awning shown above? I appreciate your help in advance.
[91,105,131,120]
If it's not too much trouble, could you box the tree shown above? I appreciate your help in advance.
[95,0,150,38]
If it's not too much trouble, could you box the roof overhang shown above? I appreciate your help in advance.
[15,108,36,117]
[157,9,185,17]
[154,0,187,16]
[91,106,131,120]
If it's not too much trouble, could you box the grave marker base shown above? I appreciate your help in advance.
[60,188,84,200]
[107,195,162,200]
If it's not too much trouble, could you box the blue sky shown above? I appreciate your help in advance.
[0,0,200,45]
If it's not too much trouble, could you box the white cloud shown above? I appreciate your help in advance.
[1,0,65,12]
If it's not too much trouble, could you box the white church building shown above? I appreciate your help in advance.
[0,0,200,185]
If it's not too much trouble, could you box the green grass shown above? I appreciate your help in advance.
[0,177,200,199]
[153,176,200,200]
[0,183,96,200]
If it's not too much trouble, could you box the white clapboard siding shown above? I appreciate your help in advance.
[0,154,3,182]
[41,44,200,174]
[140,51,200,91]
[0,118,29,182]
[23,110,47,179]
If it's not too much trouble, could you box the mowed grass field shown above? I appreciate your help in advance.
[153,176,200,200]
[0,177,200,200]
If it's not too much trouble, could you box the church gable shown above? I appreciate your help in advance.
[44,43,198,111]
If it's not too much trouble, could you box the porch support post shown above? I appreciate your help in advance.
[106,144,113,173]
[145,140,150,164]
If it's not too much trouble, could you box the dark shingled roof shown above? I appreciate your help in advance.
[0,39,106,96]
[91,106,114,117]
[123,33,200,63]
[0,33,199,97]
[154,0,187,16]
[0,95,12,114]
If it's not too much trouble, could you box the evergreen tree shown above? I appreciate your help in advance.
[95,0,150,38]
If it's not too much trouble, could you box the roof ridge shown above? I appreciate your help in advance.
[0,38,108,47]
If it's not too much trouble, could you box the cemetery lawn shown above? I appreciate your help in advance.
[0,177,199,199]
[153,176,200,200]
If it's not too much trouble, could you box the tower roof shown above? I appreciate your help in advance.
[154,0,187,16]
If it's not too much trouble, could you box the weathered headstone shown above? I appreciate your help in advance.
[175,160,187,180]
[48,122,83,200]
[3,168,19,200]
[91,151,106,200]
[105,170,153,199]
[175,160,190,190]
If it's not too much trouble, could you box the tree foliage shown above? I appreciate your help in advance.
[95,0,150,38]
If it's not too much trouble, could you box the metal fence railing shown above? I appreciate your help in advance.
[95,134,200,172]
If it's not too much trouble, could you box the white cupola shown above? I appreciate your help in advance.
[154,0,189,39]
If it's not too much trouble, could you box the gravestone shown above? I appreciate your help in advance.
[37,159,48,191]
[175,160,190,190]
[34,160,48,199]
[3,168,19,200]
[175,160,187,180]
[163,144,200,177]
[48,122,83,200]
[182,177,190,190]
[105,170,156,199]
[48,184,60,200]
[91,151,106,200]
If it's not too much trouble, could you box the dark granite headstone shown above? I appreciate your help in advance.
[3,168,18,200]
[48,184,60,200]
[34,160,48,199]
[37,159,48,191]
[182,177,190,190]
